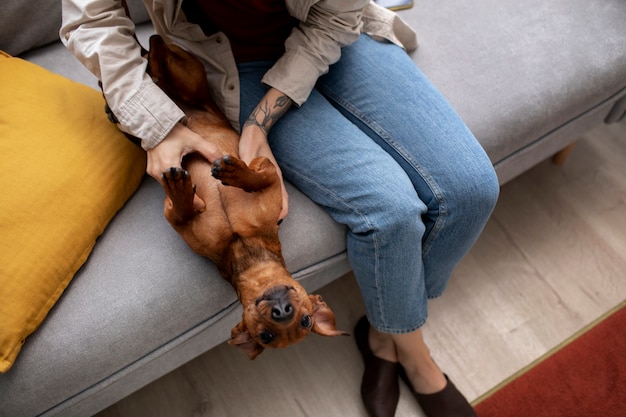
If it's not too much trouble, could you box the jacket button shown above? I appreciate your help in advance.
[227,84,235,91]
[216,36,223,44]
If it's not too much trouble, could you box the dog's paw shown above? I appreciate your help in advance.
[212,155,277,192]
[161,167,200,225]
[162,167,191,193]
[162,166,188,183]
[161,167,195,201]
[212,155,241,186]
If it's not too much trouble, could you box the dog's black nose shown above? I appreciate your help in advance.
[271,300,294,322]
[262,286,295,322]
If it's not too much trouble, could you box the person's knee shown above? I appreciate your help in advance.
[475,164,500,214]
[363,190,426,237]
[451,161,500,223]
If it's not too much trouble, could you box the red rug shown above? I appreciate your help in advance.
[474,301,626,417]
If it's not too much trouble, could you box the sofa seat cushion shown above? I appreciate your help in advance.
[0,176,348,416]
[0,52,146,373]
[406,0,626,183]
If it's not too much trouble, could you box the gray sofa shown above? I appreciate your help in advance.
[1,1,625,416]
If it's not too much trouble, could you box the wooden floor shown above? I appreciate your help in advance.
[97,121,626,417]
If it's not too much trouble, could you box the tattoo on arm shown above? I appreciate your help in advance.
[245,94,293,135]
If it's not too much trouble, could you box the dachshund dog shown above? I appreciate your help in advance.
[145,35,347,359]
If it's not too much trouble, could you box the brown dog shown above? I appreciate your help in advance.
[145,35,347,359]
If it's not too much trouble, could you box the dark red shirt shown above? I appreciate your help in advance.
[182,0,298,63]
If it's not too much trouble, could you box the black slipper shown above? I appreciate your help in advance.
[399,367,477,417]
[354,316,400,417]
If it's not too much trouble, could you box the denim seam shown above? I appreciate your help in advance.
[317,86,448,330]
[278,164,387,326]
[318,85,448,260]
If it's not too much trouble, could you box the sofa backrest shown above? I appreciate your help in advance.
[0,0,150,56]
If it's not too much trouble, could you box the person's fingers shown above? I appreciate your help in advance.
[145,123,224,182]
[188,132,222,164]
[192,193,206,212]
[146,148,181,183]
[273,164,289,222]
[278,182,289,223]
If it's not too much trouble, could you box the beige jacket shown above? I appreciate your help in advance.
[61,0,417,150]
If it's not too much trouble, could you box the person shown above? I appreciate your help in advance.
[61,1,499,416]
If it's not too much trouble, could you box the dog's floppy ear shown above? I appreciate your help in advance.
[228,321,265,360]
[309,294,350,337]
[146,35,167,86]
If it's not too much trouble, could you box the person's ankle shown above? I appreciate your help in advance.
[368,328,398,363]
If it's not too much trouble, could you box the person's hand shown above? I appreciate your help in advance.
[240,87,293,223]
[239,124,289,223]
[147,122,222,210]
[147,123,222,179]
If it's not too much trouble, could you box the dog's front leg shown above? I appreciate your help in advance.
[161,167,203,226]
[212,155,278,192]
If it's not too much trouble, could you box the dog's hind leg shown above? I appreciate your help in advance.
[162,167,203,226]
[212,155,278,192]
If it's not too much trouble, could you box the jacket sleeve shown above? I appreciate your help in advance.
[60,0,184,150]
[262,0,370,106]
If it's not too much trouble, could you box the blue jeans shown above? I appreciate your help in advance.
[238,35,499,333]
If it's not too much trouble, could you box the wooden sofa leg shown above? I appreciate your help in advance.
[552,143,576,166]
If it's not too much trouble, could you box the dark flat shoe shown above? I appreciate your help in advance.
[399,367,477,417]
[355,316,400,417]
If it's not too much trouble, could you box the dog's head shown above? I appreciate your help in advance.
[229,264,348,360]
[146,34,212,108]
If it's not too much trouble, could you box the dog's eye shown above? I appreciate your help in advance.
[259,331,274,345]
[300,315,312,329]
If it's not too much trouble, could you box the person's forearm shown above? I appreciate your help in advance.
[239,88,291,221]
[61,0,184,148]
[244,88,293,136]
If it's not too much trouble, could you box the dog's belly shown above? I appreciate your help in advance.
[186,112,238,156]
[172,110,282,265]
[176,158,282,264]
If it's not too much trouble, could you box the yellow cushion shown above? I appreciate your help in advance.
[0,51,146,372]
